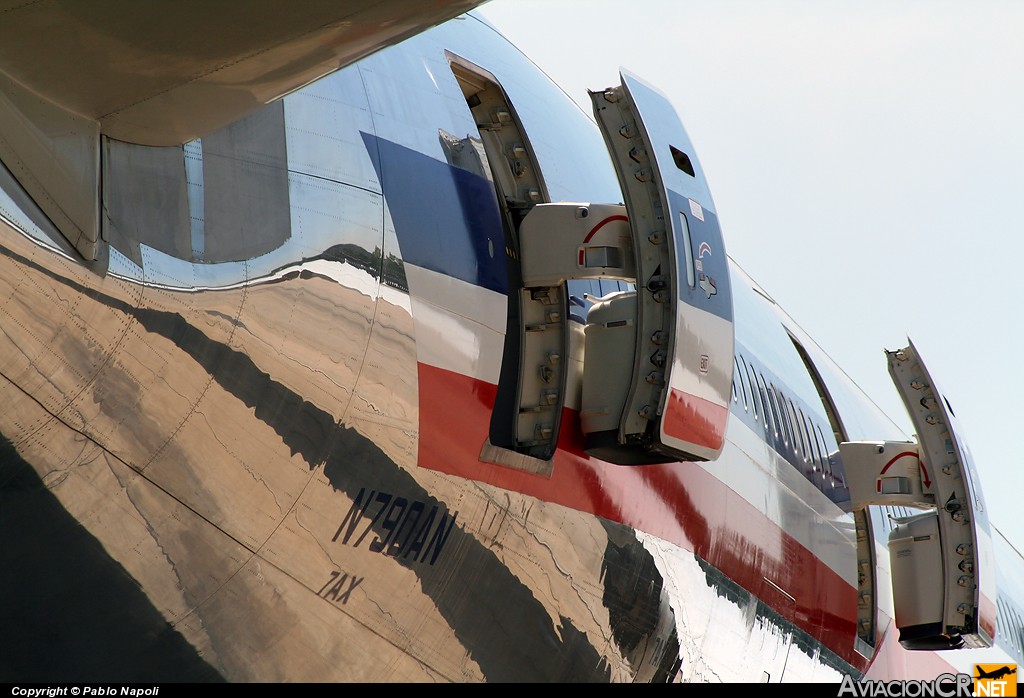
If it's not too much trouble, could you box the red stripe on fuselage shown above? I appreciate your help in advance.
[417,362,866,670]
[663,387,728,450]
[980,592,997,641]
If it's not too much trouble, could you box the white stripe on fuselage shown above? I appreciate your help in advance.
[716,408,858,587]
[406,263,506,385]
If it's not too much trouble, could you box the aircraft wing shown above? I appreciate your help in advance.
[0,0,486,146]
[0,0,485,260]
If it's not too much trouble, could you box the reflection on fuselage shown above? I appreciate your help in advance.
[0,10,1020,684]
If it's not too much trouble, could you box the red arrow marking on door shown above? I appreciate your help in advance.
[876,451,920,492]
[582,215,628,243]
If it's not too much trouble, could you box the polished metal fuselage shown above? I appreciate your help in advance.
[0,13,1021,683]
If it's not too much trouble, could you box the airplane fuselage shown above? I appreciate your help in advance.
[0,12,1021,683]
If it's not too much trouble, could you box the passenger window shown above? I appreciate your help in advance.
[816,424,833,476]
[731,360,739,403]
[797,408,812,463]
[737,356,749,411]
[789,399,805,461]
[809,420,822,469]
[740,356,755,418]
[757,373,776,437]
[744,359,760,422]
[782,394,794,446]
[769,385,788,445]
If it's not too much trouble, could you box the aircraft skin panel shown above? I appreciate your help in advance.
[283,70,384,194]
[419,354,859,588]
[361,133,509,296]
[0,10,1022,684]
[404,261,507,388]
[0,394,232,682]
[0,0,489,146]
[663,387,729,451]
[405,264,507,336]
[408,291,505,387]
[415,360,865,667]
[663,283,734,453]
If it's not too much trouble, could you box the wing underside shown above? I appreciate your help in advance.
[0,0,485,259]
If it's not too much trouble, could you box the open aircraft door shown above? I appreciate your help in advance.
[840,340,995,650]
[585,70,734,464]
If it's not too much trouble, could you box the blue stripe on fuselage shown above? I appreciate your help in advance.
[362,133,508,295]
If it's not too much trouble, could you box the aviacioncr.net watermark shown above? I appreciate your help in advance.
[838,674,974,697]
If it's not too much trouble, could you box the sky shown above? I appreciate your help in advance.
[477,0,1024,550]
